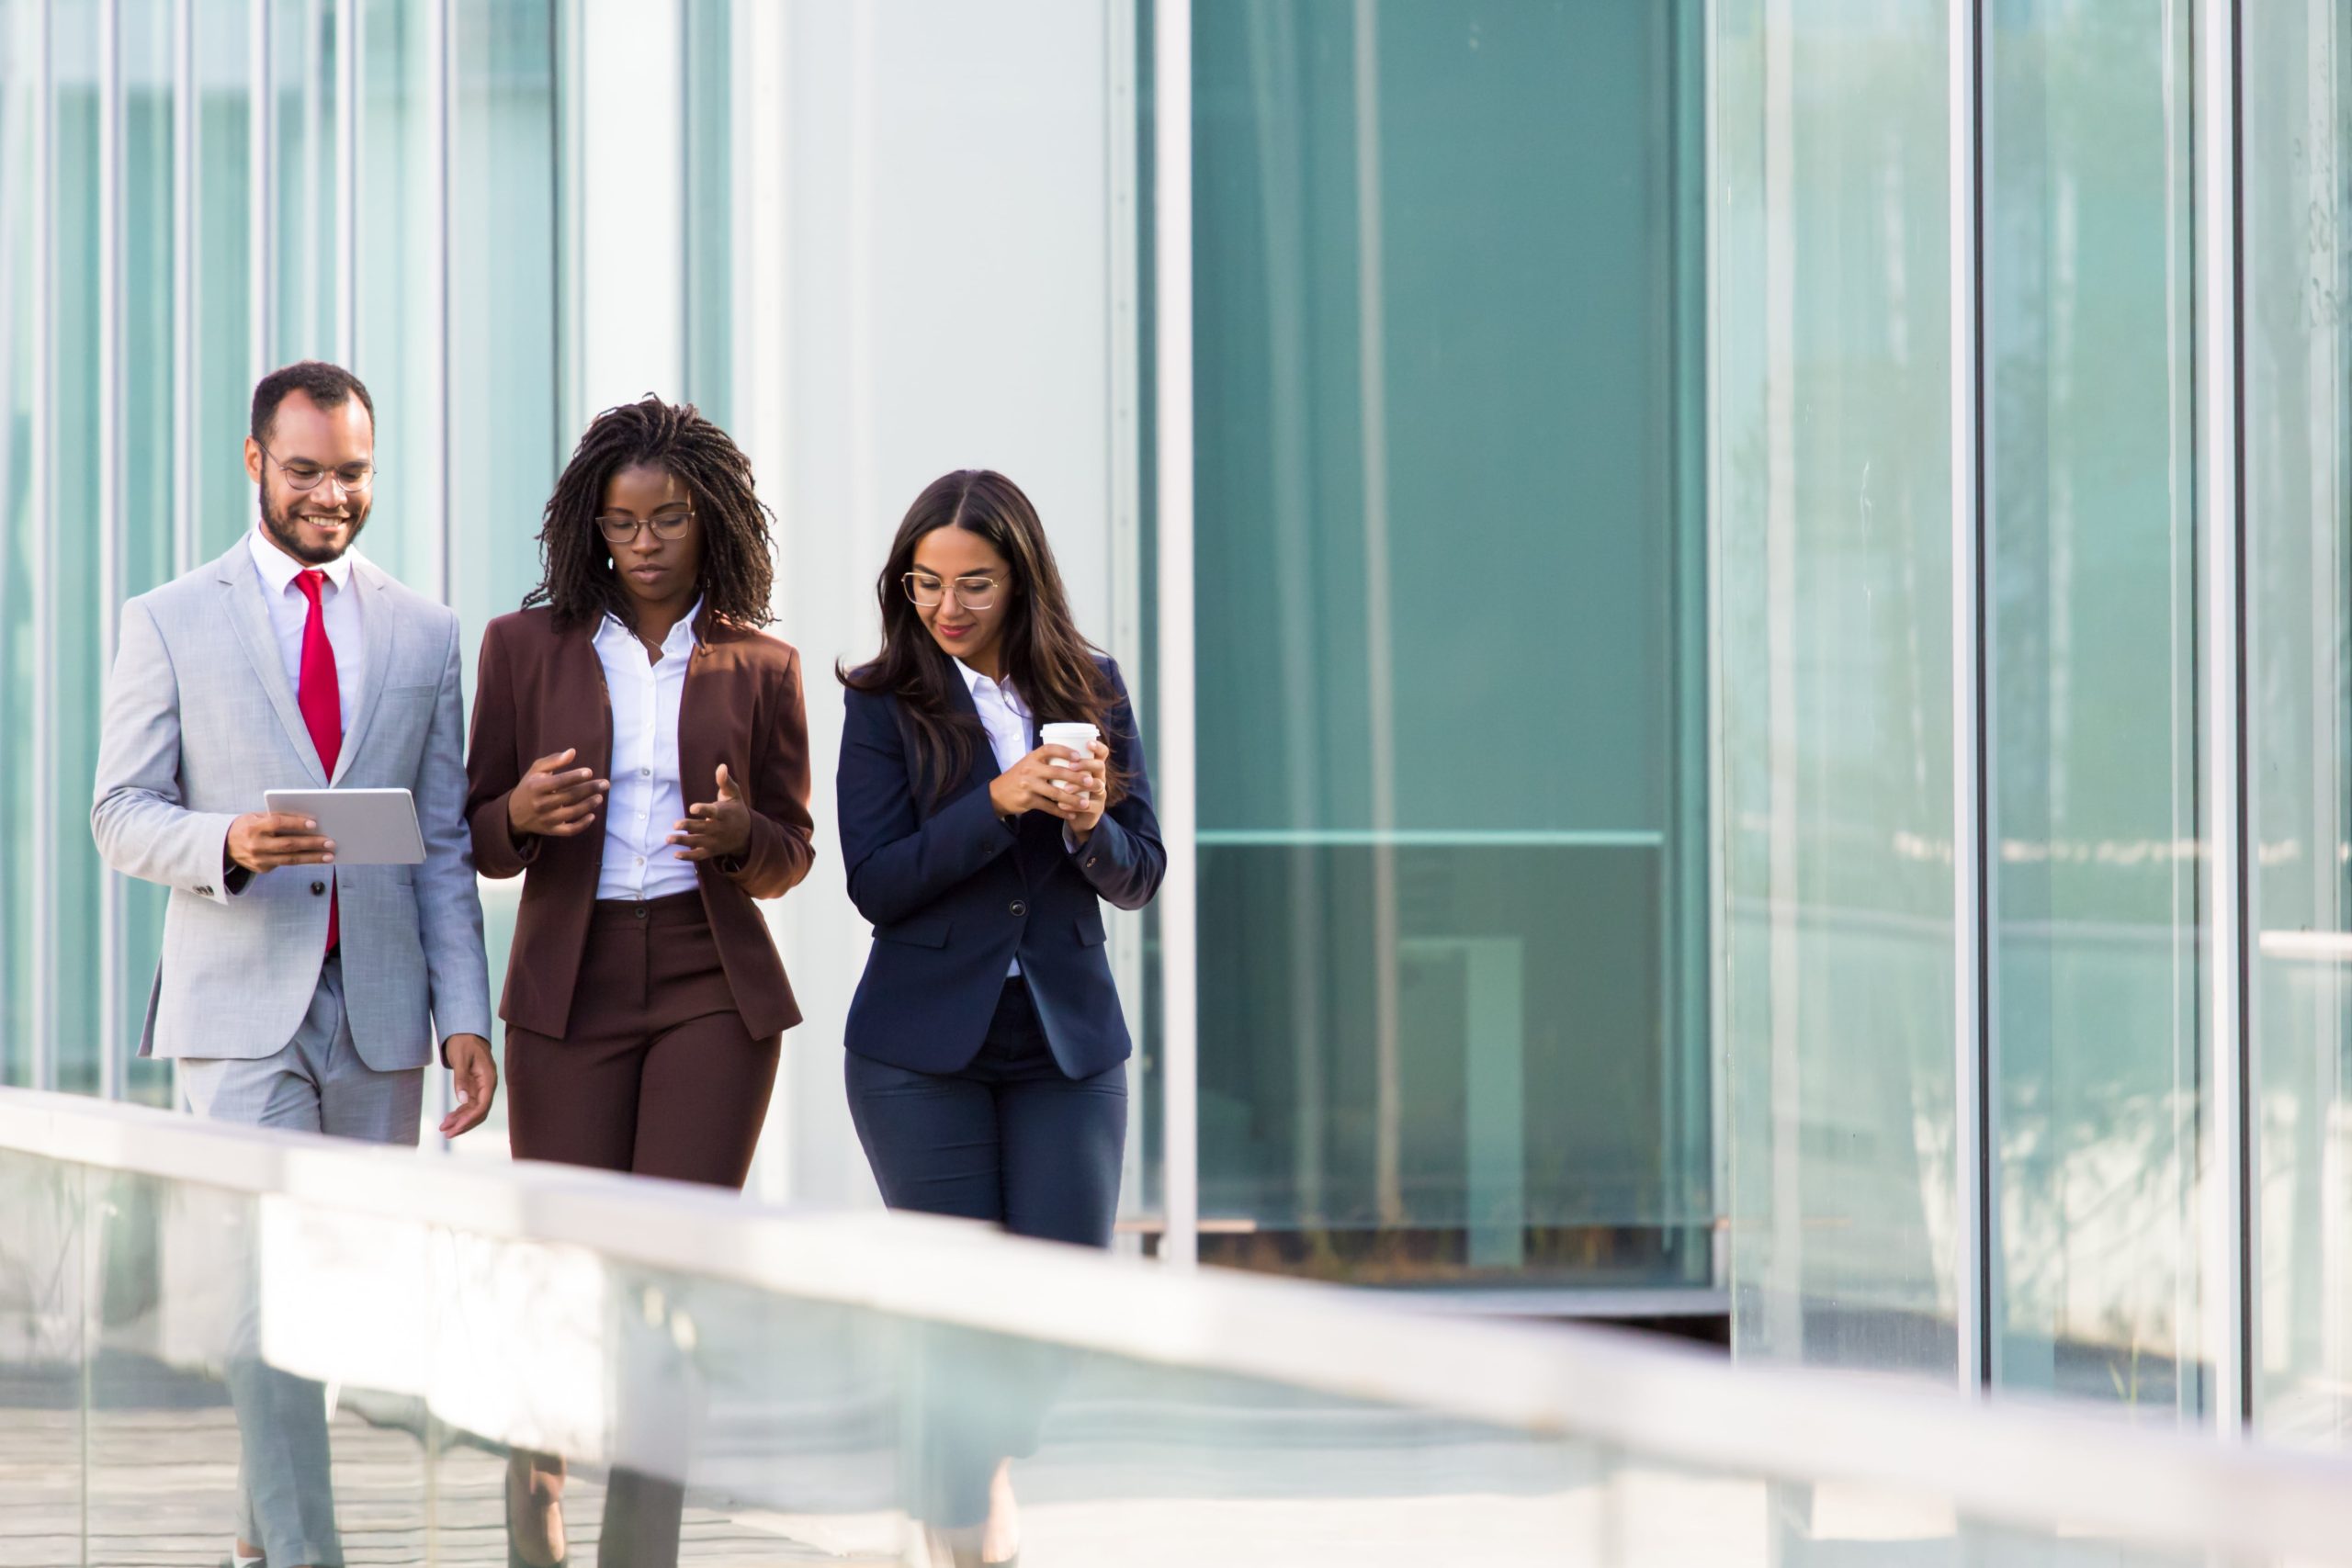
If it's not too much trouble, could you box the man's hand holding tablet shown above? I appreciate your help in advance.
[261,787,427,865]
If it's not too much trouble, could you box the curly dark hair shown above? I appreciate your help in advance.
[524,395,776,632]
[840,468,1128,807]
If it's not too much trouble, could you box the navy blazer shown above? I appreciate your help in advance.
[837,654,1163,1077]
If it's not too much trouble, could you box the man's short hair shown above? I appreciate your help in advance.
[251,360,376,444]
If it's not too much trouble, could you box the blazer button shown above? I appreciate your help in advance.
[311,881,327,897]
[1009,899,1027,918]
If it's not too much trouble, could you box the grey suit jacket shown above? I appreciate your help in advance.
[91,538,492,1069]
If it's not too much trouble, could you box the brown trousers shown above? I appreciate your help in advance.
[503,893,780,1566]
[505,892,780,1187]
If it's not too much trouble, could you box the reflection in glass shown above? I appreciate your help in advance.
[1984,1,2206,1415]
[1715,0,1960,1376]
[2245,0,2352,1451]
[1189,0,1710,1288]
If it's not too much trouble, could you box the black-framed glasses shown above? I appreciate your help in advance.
[596,507,695,544]
[904,571,1001,611]
[257,443,374,494]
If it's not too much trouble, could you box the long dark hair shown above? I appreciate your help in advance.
[840,468,1126,806]
[524,396,776,633]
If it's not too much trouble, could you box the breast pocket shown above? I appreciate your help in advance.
[363,684,438,757]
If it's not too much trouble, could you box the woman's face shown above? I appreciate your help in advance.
[601,462,703,615]
[910,525,1015,672]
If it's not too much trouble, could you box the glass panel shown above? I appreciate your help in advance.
[1984,3,2206,1415]
[192,0,254,561]
[2245,0,2352,1450]
[1188,0,1710,1288]
[269,0,340,363]
[52,0,104,1095]
[683,0,732,427]
[353,0,438,588]
[448,0,562,1153]
[0,0,40,1087]
[0,1119,2324,1564]
[119,0,178,1108]
[0,1150,86,1561]
[1714,1,1959,1374]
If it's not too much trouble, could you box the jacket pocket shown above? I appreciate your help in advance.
[1074,913,1107,947]
[876,917,952,949]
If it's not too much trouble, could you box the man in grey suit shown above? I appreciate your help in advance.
[92,360,496,1568]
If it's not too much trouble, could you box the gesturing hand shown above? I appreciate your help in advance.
[506,747,606,840]
[226,811,335,874]
[670,762,752,863]
[440,1033,497,1138]
[988,744,1091,822]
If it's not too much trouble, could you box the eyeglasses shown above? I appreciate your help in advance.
[258,443,374,494]
[904,571,1002,611]
[595,507,695,544]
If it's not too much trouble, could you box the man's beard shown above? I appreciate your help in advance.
[260,486,368,565]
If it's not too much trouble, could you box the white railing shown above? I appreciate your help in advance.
[8,1086,2352,1562]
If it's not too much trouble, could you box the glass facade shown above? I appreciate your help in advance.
[1714,0,2330,1436]
[9,0,2352,1382]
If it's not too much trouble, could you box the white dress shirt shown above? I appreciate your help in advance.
[248,525,364,734]
[594,602,703,902]
[959,660,1035,976]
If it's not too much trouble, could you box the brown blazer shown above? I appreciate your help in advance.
[464,605,816,1041]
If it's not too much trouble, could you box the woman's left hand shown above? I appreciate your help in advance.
[1063,741,1111,840]
[670,763,754,863]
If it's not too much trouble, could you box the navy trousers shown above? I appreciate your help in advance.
[845,976,1127,1247]
[846,976,1126,1528]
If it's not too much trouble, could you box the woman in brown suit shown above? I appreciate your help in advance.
[465,396,814,1567]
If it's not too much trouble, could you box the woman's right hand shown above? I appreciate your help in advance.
[506,747,608,840]
[989,744,1088,822]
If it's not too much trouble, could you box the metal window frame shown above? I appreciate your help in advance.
[96,0,124,1100]
[1951,0,1989,1398]
[1151,0,1198,1269]
[2195,0,2255,1434]
[28,0,54,1095]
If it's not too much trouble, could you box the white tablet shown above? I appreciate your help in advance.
[264,787,426,866]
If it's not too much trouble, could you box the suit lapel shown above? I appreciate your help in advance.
[574,620,617,783]
[938,666,1007,807]
[942,666,1056,884]
[217,545,328,785]
[330,561,397,784]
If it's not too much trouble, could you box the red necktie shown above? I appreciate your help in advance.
[294,570,342,951]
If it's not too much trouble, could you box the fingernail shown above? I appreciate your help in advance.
[305,820,318,830]
[322,854,334,863]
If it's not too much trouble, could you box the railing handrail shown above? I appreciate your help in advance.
[6,1087,2351,1560]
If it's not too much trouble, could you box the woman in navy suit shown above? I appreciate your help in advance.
[837,468,1163,1564]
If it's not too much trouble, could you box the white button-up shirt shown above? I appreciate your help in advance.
[248,525,364,735]
[959,660,1035,976]
[594,602,703,902]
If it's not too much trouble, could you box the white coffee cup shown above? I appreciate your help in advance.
[1039,722,1101,794]
[1040,721,1100,760]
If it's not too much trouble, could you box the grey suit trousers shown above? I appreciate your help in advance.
[181,953,420,1566]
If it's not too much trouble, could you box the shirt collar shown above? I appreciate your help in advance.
[956,659,1027,715]
[596,597,705,660]
[249,525,356,596]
